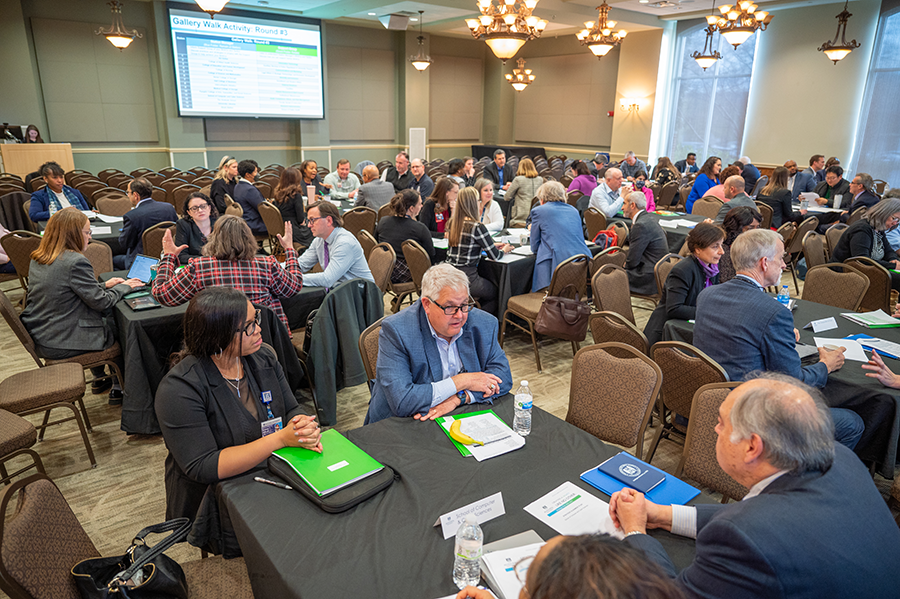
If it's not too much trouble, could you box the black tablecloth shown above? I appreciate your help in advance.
[221,398,709,599]
[471,145,546,160]
[609,212,704,254]
[663,300,900,478]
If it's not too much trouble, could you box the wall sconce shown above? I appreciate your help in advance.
[619,98,640,113]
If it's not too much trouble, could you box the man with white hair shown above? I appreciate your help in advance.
[610,374,900,599]
[619,151,647,181]
[622,191,667,295]
[737,155,760,193]
[364,263,512,424]
[693,228,863,449]
[588,167,625,217]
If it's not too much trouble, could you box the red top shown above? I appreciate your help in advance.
[435,209,450,234]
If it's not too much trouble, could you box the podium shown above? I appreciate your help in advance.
[0,143,74,179]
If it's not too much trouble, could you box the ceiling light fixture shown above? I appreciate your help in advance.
[505,57,535,91]
[818,0,860,64]
[576,2,628,59]
[692,0,722,70]
[95,1,142,50]
[195,0,230,18]
[409,11,433,71]
[708,0,772,49]
[465,0,548,62]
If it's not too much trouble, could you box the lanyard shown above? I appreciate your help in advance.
[260,390,275,420]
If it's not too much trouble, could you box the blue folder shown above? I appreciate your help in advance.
[844,334,900,360]
[580,451,700,505]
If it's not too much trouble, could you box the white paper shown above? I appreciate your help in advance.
[94,213,123,223]
[805,205,843,214]
[814,337,869,362]
[439,414,526,461]
[855,337,900,359]
[833,194,843,210]
[488,253,530,263]
[495,235,517,245]
[841,309,900,327]
[510,246,533,255]
[505,228,529,237]
[523,481,624,538]
[433,238,450,249]
[328,199,341,207]
[810,317,838,333]
[659,219,680,229]
[90,226,112,235]
[81,210,97,220]
[673,219,699,228]
[800,192,818,204]
[480,543,544,599]
[434,491,506,540]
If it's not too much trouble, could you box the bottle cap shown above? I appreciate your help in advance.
[464,515,478,525]
[521,380,528,386]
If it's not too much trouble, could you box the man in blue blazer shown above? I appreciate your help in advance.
[365,263,512,425]
[693,228,863,448]
[529,182,590,292]
[482,149,516,191]
[113,176,177,269]
[233,159,267,235]
[610,375,900,599]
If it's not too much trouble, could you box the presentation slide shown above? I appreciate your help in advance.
[168,6,324,119]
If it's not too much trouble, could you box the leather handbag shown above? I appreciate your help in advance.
[72,518,191,599]
[534,284,591,342]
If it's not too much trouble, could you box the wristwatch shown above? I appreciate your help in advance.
[457,390,468,405]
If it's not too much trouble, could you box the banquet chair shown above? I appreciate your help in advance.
[824,224,848,257]
[171,184,201,215]
[257,201,287,253]
[609,222,629,248]
[845,257,893,313]
[358,317,385,382]
[0,409,44,485]
[591,264,636,324]
[785,216,818,293]
[658,182,678,208]
[589,246,626,276]
[646,341,728,463]
[566,343,661,459]
[588,311,648,355]
[847,206,867,225]
[342,207,377,238]
[801,231,828,269]
[377,203,392,222]
[141,221,176,261]
[95,196,131,218]
[583,208,607,242]
[252,181,272,200]
[97,168,123,183]
[675,382,748,503]
[82,240,114,278]
[367,242,395,295]
[750,175,767,198]
[158,166,180,178]
[402,239,432,296]
[358,230,377,260]
[801,264,869,311]
[0,231,41,296]
[566,190,583,208]
[754,201,773,230]
[691,197,724,220]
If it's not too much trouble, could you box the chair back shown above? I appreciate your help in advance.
[677,185,691,210]
[145,173,165,187]
[95,196,132,217]
[801,263,869,311]
[609,222,629,247]
[547,254,588,299]
[654,253,683,299]
[367,242,395,293]
[824,223,847,257]
[583,208,607,242]
[589,246,626,276]
[106,173,130,190]
[376,203,392,222]
[257,201,285,239]
[845,257,893,313]
[402,239,432,293]
[566,190,582,207]
[141,221,176,260]
[358,317,385,381]
[591,265,636,324]
[787,216,817,255]
[82,240,114,278]
[658,182,678,207]
[588,311,648,355]
[675,382,748,502]
[775,221,795,247]
[801,231,828,269]
[160,178,188,200]
[171,184,201,215]
[847,206,866,225]
[158,167,180,178]
[651,341,728,423]
[357,229,377,260]
[0,473,100,599]
[73,181,106,207]
[130,168,154,178]
[566,343,662,459]
[225,201,243,217]
[97,168,123,183]
[0,192,36,232]
[342,207,377,238]
[691,197,724,220]
[754,201,773,230]
[0,289,43,367]
[253,181,272,200]
[750,175,767,198]
[0,231,41,290]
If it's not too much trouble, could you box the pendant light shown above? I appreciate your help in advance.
[95,1,142,50]
[409,11,433,71]
[818,0,860,64]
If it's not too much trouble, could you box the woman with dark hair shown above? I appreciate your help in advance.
[299,159,328,201]
[375,189,434,283]
[719,205,762,283]
[634,170,657,212]
[155,286,320,554]
[653,156,679,186]
[20,208,142,402]
[644,222,726,346]
[567,160,598,197]
[272,166,313,248]
[447,158,468,188]
[756,166,793,228]
[174,192,217,264]
[702,164,741,203]
[152,215,302,330]
[686,156,722,213]
[420,177,459,238]
[507,158,544,226]
[832,198,900,289]
[24,125,43,143]
[210,156,238,215]
[28,160,90,222]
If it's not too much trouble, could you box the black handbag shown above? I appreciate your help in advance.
[534,284,591,342]
[72,518,191,599]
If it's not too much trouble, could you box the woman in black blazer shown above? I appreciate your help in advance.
[174,192,217,264]
[273,166,313,247]
[376,189,435,281]
[155,287,321,554]
[831,198,900,289]
[209,156,237,215]
[643,223,726,346]
[756,166,794,228]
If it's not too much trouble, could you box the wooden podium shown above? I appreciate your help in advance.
[0,143,74,179]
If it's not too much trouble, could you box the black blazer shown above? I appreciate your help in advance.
[813,179,851,207]
[174,218,210,264]
[624,213,668,296]
[756,188,793,228]
[849,189,880,213]
[830,218,895,268]
[418,199,451,238]
[482,162,516,189]
[376,215,435,261]
[275,192,313,246]
[644,255,719,346]
[209,177,236,215]
[118,199,178,263]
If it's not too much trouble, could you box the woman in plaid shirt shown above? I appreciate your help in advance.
[152,215,302,330]
[446,187,513,314]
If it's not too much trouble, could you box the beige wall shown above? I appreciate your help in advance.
[609,30,663,162]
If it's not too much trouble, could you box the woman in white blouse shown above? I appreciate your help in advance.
[474,178,504,233]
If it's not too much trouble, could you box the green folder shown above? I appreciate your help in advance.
[437,409,498,457]
[271,429,383,496]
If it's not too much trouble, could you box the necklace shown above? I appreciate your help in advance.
[215,357,243,399]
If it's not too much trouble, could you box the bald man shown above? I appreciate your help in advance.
[611,374,900,599]
[355,164,395,210]
[713,175,755,224]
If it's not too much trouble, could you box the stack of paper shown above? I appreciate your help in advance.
[433,238,450,249]
[480,542,545,599]
[523,481,623,538]
[438,411,524,461]
[840,310,900,328]
[845,334,900,360]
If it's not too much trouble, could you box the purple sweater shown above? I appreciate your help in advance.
[568,174,598,196]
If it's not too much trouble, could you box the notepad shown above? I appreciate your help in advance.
[580,452,700,505]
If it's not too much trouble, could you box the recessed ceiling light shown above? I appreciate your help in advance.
[368,12,376,15]
[640,1,649,3]
[410,17,418,21]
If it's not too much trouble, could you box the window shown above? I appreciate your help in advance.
[667,24,758,163]
[851,8,900,186]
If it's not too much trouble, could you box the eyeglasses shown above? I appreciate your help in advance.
[514,555,534,593]
[237,309,261,336]
[305,216,323,225]
[428,298,476,316]
[187,204,210,213]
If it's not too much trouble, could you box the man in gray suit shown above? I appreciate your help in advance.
[355,164,395,210]
[714,176,755,224]
[623,192,668,295]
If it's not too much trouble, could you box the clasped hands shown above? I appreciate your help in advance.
[608,488,673,535]
[279,414,322,452]
[414,372,503,422]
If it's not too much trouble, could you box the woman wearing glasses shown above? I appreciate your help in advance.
[152,215,302,331]
[155,286,321,555]
[173,192,218,264]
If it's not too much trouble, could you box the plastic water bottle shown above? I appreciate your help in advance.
[800,195,809,211]
[514,380,533,436]
[452,516,483,589]
[777,285,790,309]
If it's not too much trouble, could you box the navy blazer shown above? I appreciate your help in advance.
[693,276,828,387]
[233,180,266,235]
[29,185,89,222]
[848,189,880,212]
[530,201,590,292]
[791,171,817,201]
[482,162,516,189]
[644,256,717,347]
[624,212,669,295]
[627,444,900,599]
[119,198,177,265]
[365,300,513,424]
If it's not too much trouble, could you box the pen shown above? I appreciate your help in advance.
[254,476,292,490]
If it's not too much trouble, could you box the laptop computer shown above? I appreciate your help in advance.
[126,254,159,284]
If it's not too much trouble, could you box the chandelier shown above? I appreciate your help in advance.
[466,0,548,62]
[409,11,433,71]
[95,1,142,50]
[708,1,772,49]
[576,2,628,59]
[818,0,860,64]
[505,58,535,91]
[195,0,230,18]
[692,26,722,70]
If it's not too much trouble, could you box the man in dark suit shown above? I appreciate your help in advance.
[384,151,414,193]
[482,149,516,191]
[813,165,851,208]
[113,176,177,269]
[804,153,826,183]
[692,228,863,449]
[845,172,880,213]
[233,159,267,236]
[365,263,512,424]
[610,374,900,599]
[623,191,667,295]
[674,153,699,174]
